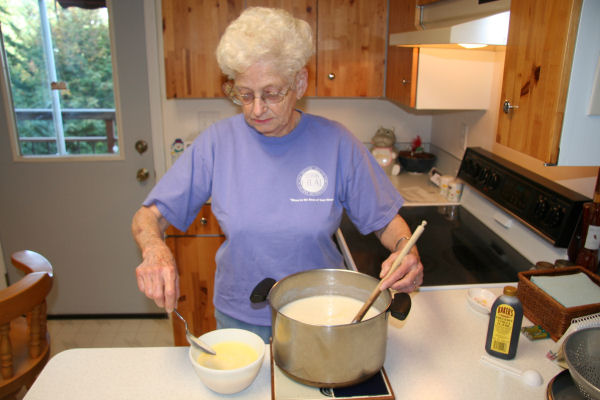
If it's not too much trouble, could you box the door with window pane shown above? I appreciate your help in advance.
[1,0,119,157]
[0,0,160,315]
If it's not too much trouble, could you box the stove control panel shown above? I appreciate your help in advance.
[458,147,589,247]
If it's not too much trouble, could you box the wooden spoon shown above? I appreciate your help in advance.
[351,220,427,323]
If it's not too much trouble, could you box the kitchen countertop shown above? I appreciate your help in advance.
[388,171,458,206]
[385,286,562,399]
[24,287,564,399]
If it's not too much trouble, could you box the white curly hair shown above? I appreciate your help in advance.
[216,7,314,82]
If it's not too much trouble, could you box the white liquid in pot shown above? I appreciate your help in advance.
[279,294,381,325]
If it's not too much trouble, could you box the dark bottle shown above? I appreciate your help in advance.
[485,286,523,360]
[572,171,600,273]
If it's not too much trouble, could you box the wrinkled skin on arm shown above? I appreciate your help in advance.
[131,205,180,312]
[375,214,424,292]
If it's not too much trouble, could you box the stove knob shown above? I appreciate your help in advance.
[469,162,481,179]
[478,167,489,183]
[545,206,564,227]
[483,169,492,182]
[487,173,500,190]
[534,198,549,219]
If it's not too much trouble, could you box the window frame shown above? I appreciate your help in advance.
[0,0,125,163]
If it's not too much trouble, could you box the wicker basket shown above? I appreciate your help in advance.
[517,266,600,341]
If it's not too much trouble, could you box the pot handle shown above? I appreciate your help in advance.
[249,278,277,303]
[389,292,411,321]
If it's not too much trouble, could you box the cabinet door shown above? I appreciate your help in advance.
[386,47,418,107]
[317,0,387,97]
[390,0,419,32]
[246,0,317,96]
[166,206,225,346]
[162,0,243,99]
[386,0,418,106]
[496,0,582,164]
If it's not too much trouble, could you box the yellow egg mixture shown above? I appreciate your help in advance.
[197,341,258,370]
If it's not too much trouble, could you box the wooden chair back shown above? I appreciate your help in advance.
[0,250,53,400]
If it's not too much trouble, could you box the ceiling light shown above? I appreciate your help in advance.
[458,44,488,49]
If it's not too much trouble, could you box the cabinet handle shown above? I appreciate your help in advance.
[401,79,410,85]
[327,72,336,80]
[503,100,519,114]
[200,217,208,225]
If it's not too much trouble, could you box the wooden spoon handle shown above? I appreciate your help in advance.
[351,220,427,324]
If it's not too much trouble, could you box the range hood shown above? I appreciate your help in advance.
[390,0,510,49]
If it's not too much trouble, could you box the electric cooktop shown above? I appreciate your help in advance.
[339,205,534,286]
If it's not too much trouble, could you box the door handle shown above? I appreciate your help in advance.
[136,168,150,182]
[135,140,148,154]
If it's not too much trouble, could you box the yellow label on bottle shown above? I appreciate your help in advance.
[490,304,515,354]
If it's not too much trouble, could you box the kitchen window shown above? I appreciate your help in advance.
[0,0,121,159]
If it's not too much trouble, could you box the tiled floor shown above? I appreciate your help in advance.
[47,317,174,358]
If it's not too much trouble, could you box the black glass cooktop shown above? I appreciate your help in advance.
[339,206,533,286]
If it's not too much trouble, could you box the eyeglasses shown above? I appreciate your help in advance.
[222,81,294,106]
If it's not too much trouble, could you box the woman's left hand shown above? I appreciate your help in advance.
[375,214,424,292]
[379,249,423,292]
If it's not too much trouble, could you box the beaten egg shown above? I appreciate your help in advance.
[197,341,258,370]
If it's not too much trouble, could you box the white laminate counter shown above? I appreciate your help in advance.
[388,171,458,207]
[24,287,563,399]
[384,286,562,400]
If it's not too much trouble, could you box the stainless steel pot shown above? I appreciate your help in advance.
[250,268,410,388]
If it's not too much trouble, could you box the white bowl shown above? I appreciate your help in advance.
[466,288,496,314]
[188,328,265,394]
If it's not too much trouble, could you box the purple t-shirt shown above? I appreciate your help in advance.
[143,112,403,325]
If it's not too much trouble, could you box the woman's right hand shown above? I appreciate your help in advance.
[136,243,180,312]
[132,205,180,312]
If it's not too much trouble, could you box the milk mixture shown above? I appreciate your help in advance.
[279,294,381,325]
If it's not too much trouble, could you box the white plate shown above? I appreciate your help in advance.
[466,288,496,314]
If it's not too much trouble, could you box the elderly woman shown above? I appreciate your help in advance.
[132,7,423,342]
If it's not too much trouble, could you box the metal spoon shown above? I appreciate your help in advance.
[173,309,216,355]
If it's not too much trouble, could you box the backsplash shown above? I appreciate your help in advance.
[161,98,433,170]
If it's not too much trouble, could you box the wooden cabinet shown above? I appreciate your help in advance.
[386,46,418,106]
[316,0,387,97]
[250,0,387,97]
[386,0,418,106]
[162,0,243,98]
[162,0,386,98]
[165,205,225,346]
[246,0,317,96]
[496,0,582,164]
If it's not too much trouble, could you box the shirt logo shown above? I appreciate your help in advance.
[297,166,328,196]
